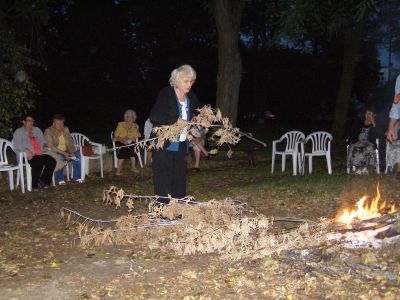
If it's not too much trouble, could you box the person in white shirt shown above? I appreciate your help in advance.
[386,74,400,142]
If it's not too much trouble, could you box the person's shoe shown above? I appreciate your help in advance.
[132,168,140,174]
[360,167,369,175]
[192,168,200,172]
[75,179,84,184]
[58,181,66,186]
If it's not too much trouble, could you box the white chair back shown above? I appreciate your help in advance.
[71,132,90,147]
[0,138,13,166]
[0,138,23,192]
[305,131,333,153]
[282,131,305,152]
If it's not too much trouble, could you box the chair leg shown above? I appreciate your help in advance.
[136,151,143,168]
[85,158,89,175]
[26,165,32,192]
[327,154,332,174]
[282,155,286,172]
[81,159,86,181]
[292,154,297,176]
[308,156,312,174]
[297,153,303,175]
[100,157,104,178]
[8,170,14,191]
[376,150,380,174]
[19,164,25,193]
[271,152,275,174]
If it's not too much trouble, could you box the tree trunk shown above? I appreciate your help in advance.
[214,0,244,126]
[332,23,364,140]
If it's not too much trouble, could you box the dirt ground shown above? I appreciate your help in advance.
[0,158,399,300]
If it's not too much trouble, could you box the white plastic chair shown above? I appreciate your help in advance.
[0,138,24,192]
[71,133,102,179]
[299,131,333,175]
[110,131,143,169]
[346,138,380,174]
[20,152,69,192]
[271,131,305,176]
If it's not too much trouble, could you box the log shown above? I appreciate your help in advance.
[328,211,400,249]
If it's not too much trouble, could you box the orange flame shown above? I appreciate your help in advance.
[337,183,396,229]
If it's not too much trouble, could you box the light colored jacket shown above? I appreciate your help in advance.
[44,125,76,154]
[12,126,46,159]
[44,125,77,171]
[12,126,63,171]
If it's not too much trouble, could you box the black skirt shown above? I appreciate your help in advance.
[115,141,136,159]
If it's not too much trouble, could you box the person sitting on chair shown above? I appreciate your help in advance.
[12,114,56,191]
[347,108,377,175]
[44,114,83,185]
[114,109,141,175]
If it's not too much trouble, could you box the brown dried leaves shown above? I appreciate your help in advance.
[151,105,242,149]
[78,187,329,260]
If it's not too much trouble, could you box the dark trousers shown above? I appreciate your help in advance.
[28,154,56,189]
[152,142,187,201]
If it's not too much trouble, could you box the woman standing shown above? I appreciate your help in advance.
[114,109,141,175]
[12,114,56,191]
[150,65,201,200]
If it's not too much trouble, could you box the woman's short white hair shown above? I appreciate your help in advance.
[124,109,137,121]
[169,64,197,87]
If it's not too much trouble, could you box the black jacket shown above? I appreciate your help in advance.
[150,86,201,127]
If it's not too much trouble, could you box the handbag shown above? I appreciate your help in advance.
[82,141,94,156]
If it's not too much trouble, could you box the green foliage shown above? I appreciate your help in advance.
[0,29,35,138]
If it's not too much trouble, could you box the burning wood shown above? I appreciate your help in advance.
[330,184,399,249]
[336,183,396,229]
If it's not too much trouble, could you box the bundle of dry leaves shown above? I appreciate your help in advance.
[66,187,330,261]
[152,105,242,153]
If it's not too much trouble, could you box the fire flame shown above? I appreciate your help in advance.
[337,183,396,229]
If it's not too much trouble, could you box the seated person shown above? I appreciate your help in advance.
[386,121,400,174]
[12,114,56,191]
[44,114,82,185]
[114,109,141,175]
[190,126,209,172]
[347,108,377,175]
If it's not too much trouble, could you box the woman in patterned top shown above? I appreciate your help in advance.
[347,108,377,175]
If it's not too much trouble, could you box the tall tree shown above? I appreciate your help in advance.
[331,22,365,139]
[214,0,244,125]
[282,0,381,139]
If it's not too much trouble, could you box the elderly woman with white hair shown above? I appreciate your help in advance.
[150,64,201,201]
[114,109,141,175]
